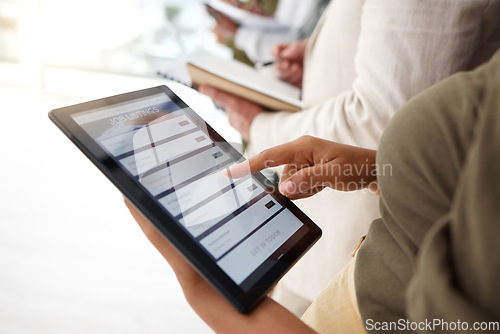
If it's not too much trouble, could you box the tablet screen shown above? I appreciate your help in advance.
[70,92,308,287]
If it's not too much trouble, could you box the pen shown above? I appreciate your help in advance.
[254,60,276,69]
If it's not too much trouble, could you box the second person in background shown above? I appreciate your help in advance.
[208,0,330,65]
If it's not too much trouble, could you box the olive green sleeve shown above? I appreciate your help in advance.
[406,52,500,332]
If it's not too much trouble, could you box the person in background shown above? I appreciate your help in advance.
[127,50,500,333]
[208,0,329,65]
[199,0,500,317]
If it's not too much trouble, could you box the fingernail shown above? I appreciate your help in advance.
[279,180,295,195]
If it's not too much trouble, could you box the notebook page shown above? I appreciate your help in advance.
[188,48,303,109]
[203,0,289,29]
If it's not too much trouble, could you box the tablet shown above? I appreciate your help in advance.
[49,85,321,313]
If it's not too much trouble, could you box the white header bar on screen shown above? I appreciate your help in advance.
[72,93,170,125]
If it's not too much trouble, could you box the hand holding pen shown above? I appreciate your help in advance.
[270,39,308,88]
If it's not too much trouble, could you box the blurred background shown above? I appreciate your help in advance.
[0,0,240,333]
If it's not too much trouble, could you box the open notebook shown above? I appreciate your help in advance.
[184,48,304,112]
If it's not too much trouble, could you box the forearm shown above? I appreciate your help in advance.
[248,91,385,157]
[182,278,316,334]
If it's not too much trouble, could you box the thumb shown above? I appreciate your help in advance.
[279,164,329,197]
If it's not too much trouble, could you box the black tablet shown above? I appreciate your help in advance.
[49,85,321,313]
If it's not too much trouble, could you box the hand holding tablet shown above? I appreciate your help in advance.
[49,85,321,312]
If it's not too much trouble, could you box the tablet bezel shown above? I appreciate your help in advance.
[49,85,321,313]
